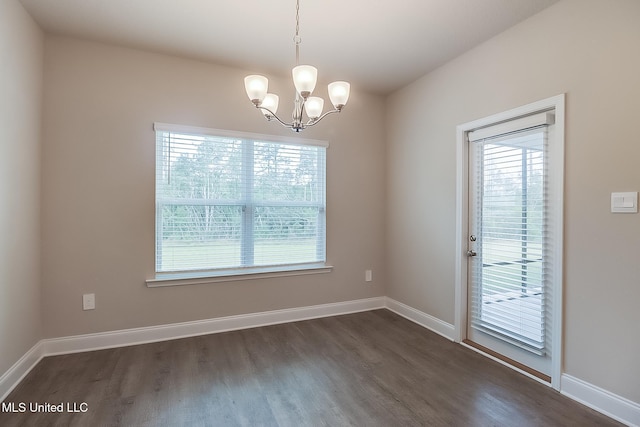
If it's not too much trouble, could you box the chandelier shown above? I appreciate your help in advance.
[244,0,350,132]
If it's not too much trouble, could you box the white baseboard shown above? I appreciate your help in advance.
[561,374,640,427]
[384,297,456,341]
[42,297,387,356]
[3,296,639,427]
[0,343,45,402]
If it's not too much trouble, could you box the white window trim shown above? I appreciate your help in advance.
[150,123,330,285]
[146,263,333,287]
[454,94,565,390]
[153,123,329,148]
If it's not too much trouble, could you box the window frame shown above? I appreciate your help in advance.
[148,123,332,287]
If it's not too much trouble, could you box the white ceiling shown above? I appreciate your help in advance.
[19,0,559,95]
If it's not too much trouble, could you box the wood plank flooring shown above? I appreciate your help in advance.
[0,309,621,426]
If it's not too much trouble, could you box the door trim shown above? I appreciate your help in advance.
[454,94,565,390]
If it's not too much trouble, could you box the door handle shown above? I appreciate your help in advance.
[467,250,477,257]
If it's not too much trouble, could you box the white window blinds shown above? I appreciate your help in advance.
[468,112,555,354]
[154,124,327,276]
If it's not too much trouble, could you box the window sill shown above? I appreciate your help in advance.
[146,264,333,288]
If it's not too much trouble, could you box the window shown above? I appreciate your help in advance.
[154,123,327,279]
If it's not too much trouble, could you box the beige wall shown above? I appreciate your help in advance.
[0,0,43,375]
[41,36,386,338]
[386,0,640,402]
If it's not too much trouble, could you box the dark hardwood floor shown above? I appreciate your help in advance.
[1,309,620,426]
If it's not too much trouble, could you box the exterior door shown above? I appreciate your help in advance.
[466,121,553,379]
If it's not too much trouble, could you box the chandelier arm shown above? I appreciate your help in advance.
[304,109,341,127]
[255,106,295,128]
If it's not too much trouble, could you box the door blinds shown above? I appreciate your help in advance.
[468,111,555,354]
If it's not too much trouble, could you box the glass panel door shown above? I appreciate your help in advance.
[467,128,551,376]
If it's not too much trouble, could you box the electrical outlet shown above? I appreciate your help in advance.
[83,293,95,310]
[365,270,373,282]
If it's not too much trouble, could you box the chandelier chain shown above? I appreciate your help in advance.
[295,0,300,40]
[294,0,301,65]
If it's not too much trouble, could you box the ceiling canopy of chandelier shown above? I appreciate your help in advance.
[244,0,350,133]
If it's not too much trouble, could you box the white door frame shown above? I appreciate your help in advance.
[454,94,565,390]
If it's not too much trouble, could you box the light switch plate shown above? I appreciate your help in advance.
[83,293,95,310]
[611,192,638,213]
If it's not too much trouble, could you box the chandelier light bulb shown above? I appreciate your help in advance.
[244,75,269,105]
[292,65,318,99]
[305,97,324,119]
[260,93,279,118]
[328,81,351,110]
